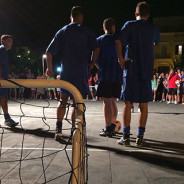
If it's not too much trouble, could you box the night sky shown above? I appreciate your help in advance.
[0,0,184,52]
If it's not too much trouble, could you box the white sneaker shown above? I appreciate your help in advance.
[174,101,178,105]
[167,101,171,104]
[153,100,155,102]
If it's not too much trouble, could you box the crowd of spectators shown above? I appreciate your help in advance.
[86,68,184,105]
[7,68,184,105]
[151,69,184,104]
[8,69,61,100]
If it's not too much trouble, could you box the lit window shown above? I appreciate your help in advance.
[178,45,182,55]
[175,45,184,55]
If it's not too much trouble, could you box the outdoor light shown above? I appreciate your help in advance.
[57,67,61,72]
[42,54,47,59]
[42,54,47,75]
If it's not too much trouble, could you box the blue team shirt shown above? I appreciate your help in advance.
[97,34,123,83]
[0,45,9,79]
[47,23,98,78]
[182,74,184,87]
[118,20,160,81]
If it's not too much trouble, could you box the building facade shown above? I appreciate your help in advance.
[153,16,184,73]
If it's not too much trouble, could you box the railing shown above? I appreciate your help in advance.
[0,79,85,184]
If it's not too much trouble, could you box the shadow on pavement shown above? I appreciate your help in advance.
[87,139,184,172]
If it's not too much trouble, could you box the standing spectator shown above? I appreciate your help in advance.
[0,34,19,127]
[18,72,26,99]
[96,18,123,137]
[86,74,95,101]
[93,73,100,100]
[9,71,19,99]
[151,74,157,102]
[116,2,160,146]
[47,76,57,100]
[158,73,165,102]
[163,73,169,102]
[36,72,45,99]
[56,74,61,100]
[167,69,181,104]
[45,6,99,140]
[26,69,35,99]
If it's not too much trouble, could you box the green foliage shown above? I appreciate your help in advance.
[173,54,184,70]
[10,46,41,74]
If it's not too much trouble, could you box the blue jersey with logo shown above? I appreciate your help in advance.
[97,34,123,83]
[0,45,9,79]
[118,20,160,81]
[47,23,98,79]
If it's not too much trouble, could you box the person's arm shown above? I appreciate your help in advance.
[89,48,100,70]
[45,51,54,77]
[167,72,172,80]
[115,40,131,69]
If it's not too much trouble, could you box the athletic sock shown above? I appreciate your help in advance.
[56,121,62,130]
[4,114,10,120]
[137,127,145,138]
[105,125,112,132]
[110,123,116,131]
[123,126,130,139]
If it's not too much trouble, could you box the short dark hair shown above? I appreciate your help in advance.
[136,2,150,17]
[71,6,83,19]
[103,18,115,32]
[1,34,13,42]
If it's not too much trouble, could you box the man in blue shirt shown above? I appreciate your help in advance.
[0,35,19,127]
[46,6,99,140]
[96,18,123,137]
[116,2,160,146]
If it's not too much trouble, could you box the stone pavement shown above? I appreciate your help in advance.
[0,100,184,184]
[86,100,184,184]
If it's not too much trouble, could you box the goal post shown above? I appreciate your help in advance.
[0,79,86,184]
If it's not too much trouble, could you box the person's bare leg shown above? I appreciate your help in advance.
[1,97,18,127]
[136,102,148,146]
[138,102,148,128]
[99,97,115,136]
[111,98,118,124]
[123,101,132,127]
[103,98,112,127]
[57,94,68,122]
[117,101,132,145]
[0,97,8,115]
[55,94,68,139]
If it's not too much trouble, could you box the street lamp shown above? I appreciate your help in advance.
[42,54,47,75]
[57,67,61,72]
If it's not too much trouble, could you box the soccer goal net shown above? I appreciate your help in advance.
[0,79,87,184]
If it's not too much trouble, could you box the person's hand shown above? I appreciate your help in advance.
[45,68,53,77]
[118,57,131,70]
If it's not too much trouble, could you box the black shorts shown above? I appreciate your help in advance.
[163,87,167,93]
[96,81,122,98]
[168,88,177,95]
